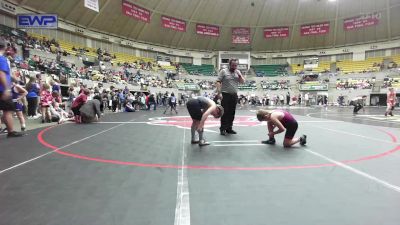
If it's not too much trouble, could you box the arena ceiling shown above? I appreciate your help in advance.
[11,0,400,52]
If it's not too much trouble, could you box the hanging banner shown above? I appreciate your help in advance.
[264,27,289,39]
[232,27,251,44]
[84,0,99,12]
[300,22,330,36]
[196,24,219,37]
[122,0,151,23]
[344,12,381,30]
[161,15,186,32]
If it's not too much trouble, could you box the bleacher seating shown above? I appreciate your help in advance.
[312,62,331,73]
[290,62,331,74]
[181,63,215,76]
[336,57,383,74]
[390,55,400,65]
[252,64,287,77]
[291,64,304,74]
[28,32,155,65]
[160,65,177,72]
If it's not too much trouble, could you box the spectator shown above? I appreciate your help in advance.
[39,83,53,123]
[286,92,290,105]
[118,90,125,111]
[147,93,156,111]
[50,79,61,96]
[304,93,309,106]
[110,91,119,112]
[26,76,40,118]
[125,101,135,112]
[0,40,22,136]
[168,92,178,114]
[50,100,69,124]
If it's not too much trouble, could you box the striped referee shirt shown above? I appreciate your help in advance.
[217,68,242,94]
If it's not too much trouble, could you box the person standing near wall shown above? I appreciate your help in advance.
[286,92,290,105]
[0,39,23,137]
[216,59,245,135]
[304,92,309,106]
[385,87,397,116]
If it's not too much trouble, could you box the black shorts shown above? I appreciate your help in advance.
[0,92,16,111]
[186,99,202,121]
[71,106,81,116]
[284,120,298,139]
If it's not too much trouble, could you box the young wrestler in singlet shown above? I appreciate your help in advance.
[11,78,27,131]
[385,88,397,116]
[186,96,224,146]
[257,109,306,148]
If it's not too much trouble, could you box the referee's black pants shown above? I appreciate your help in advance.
[220,92,238,132]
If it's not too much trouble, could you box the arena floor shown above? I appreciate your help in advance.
[1,105,400,225]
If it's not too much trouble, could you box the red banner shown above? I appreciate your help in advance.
[300,22,330,36]
[232,27,251,44]
[161,15,186,32]
[122,0,151,23]
[264,27,289,39]
[196,24,219,37]
[344,12,381,30]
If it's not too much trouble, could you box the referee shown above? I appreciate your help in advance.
[216,58,245,135]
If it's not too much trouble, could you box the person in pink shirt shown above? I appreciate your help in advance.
[71,89,89,123]
[40,83,53,123]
